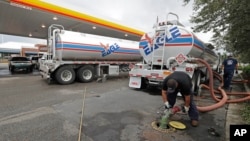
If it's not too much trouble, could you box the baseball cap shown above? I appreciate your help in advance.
[167,79,177,93]
[227,53,233,57]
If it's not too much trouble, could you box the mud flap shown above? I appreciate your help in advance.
[129,76,141,88]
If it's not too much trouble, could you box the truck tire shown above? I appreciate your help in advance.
[55,66,76,85]
[77,65,95,83]
[192,70,201,96]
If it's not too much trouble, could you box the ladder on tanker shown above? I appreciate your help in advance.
[150,33,164,70]
[150,12,179,70]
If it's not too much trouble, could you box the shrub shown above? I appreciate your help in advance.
[242,65,250,75]
[238,65,243,70]
[241,102,250,124]
[240,65,250,124]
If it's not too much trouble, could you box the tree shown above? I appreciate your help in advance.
[183,0,250,62]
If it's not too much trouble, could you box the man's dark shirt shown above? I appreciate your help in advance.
[162,71,192,96]
[223,57,238,71]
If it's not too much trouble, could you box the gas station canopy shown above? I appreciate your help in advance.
[0,0,144,41]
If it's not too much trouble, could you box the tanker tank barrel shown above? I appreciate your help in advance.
[129,12,220,97]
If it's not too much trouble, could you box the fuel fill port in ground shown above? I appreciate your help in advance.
[152,106,186,133]
[151,120,186,133]
[151,120,176,133]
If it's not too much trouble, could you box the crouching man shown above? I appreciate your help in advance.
[161,71,199,127]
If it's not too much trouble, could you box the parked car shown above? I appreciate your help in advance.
[28,56,40,69]
[8,56,33,73]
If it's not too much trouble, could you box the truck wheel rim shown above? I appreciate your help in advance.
[61,70,72,81]
[83,70,92,80]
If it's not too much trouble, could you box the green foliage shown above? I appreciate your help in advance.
[238,65,243,71]
[182,0,250,62]
[239,53,250,64]
[240,102,250,124]
[240,65,250,123]
[182,0,250,123]
[242,65,250,75]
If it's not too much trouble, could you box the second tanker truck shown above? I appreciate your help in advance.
[128,13,221,95]
[39,24,142,84]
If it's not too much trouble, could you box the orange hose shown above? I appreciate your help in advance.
[197,84,228,112]
[232,79,248,83]
[226,96,250,103]
[192,58,250,112]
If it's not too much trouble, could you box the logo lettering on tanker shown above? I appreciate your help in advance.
[100,42,120,57]
[140,26,181,56]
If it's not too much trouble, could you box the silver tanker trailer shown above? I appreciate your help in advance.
[40,24,142,85]
[128,13,222,95]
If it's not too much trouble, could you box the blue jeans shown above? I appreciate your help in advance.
[223,69,234,89]
[167,91,199,121]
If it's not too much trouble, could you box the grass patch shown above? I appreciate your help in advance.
[241,66,250,123]
[240,102,250,124]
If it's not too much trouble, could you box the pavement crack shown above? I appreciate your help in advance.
[0,107,56,126]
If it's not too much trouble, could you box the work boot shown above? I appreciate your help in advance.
[191,120,198,127]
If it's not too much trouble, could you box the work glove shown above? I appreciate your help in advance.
[164,101,172,109]
[235,70,238,74]
[182,106,190,113]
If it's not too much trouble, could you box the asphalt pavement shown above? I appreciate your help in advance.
[0,63,248,141]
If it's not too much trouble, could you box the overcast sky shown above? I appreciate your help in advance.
[1,0,213,44]
[46,0,194,31]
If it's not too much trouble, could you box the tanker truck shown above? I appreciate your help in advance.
[39,24,142,85]
[128,13,221,95]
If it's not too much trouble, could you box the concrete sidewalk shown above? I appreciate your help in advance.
[225,74,249,141]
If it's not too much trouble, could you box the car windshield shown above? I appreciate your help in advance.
[11,57,29,61]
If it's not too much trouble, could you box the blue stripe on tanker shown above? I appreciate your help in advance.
[55,43,140,55]
[139,37,206,50]
[139,37,216,56]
